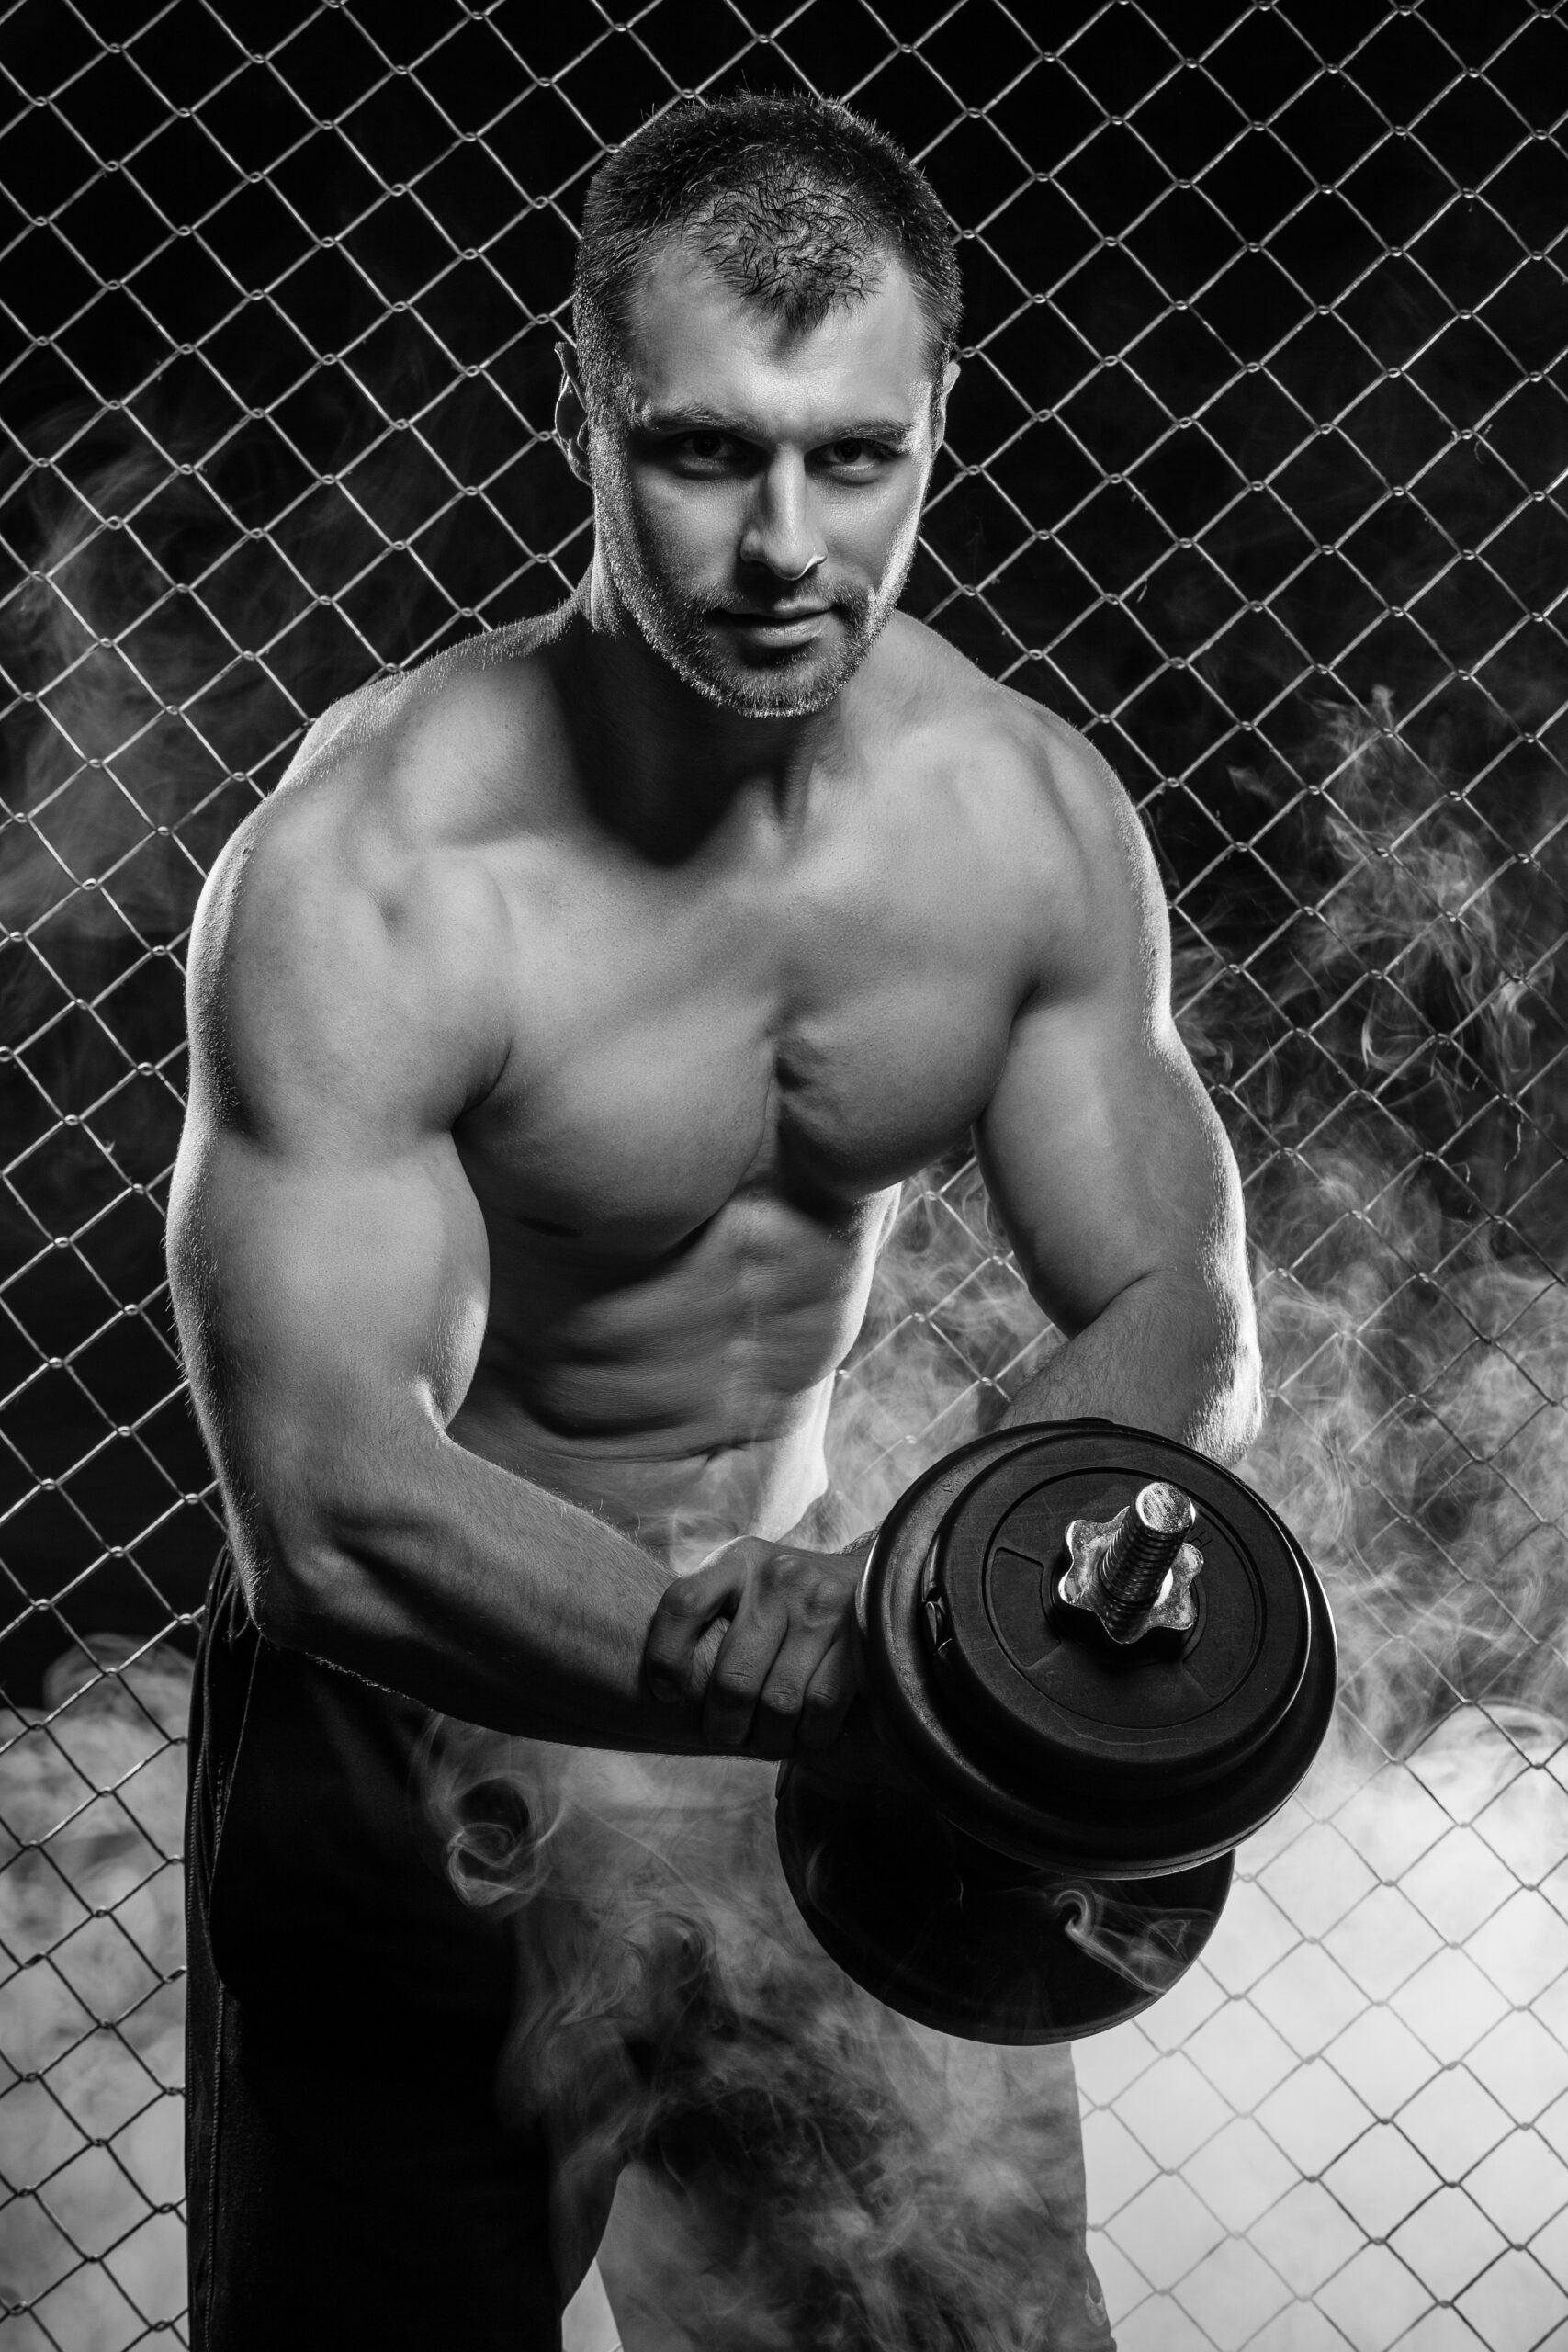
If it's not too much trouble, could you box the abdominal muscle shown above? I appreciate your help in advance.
[444,1182,894,1566]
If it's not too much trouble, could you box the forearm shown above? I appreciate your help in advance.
[1001,1272,1261,1464]
[240,1419,710,1749]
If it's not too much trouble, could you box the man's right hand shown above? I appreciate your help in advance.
[642,1538,868,1759]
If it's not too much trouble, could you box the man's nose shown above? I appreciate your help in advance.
[739,455,824,582]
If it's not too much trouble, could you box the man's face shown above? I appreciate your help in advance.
[584,239,947,718]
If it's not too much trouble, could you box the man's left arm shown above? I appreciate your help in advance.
[976,731,1261,1466]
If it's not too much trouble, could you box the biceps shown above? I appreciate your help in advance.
[169,1123,489,1476]
[976,1003,1236,1329]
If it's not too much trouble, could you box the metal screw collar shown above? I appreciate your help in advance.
[1058,1482,1203,1645]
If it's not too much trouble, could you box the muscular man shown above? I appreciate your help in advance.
[171,93,1259,2352]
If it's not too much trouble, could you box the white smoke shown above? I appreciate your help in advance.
[0,1639,189,2347]
[424,1732,1111,2352]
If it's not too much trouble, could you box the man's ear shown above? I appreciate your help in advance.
[930,356,961,454]
[555,341,592,485]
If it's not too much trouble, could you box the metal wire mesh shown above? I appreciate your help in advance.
[1,2,1566,2345]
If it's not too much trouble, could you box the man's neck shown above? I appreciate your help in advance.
[556,564,849,854]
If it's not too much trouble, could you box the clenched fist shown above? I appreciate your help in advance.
[641,1536,870,1758]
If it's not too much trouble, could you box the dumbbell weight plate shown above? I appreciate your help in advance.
[858,1421,1337,1877]
[775,1762,1233,2044]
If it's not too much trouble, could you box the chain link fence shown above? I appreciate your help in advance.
[2,1,1566,2345]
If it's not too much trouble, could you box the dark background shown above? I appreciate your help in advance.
[2,0,1566,1702]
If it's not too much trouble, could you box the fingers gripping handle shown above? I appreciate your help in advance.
[642,1537,867,1758]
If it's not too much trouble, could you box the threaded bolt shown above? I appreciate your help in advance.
[1096,1482,1197,1638]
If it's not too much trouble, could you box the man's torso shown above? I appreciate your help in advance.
[265,611,1086,1549]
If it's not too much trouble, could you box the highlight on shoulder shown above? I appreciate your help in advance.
[881,616,1148,864]
[877,618,1171,1004]
[194,609,571,970]
[183,637,530,1131]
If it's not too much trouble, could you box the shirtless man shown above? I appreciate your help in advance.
[171,92,1260,2352]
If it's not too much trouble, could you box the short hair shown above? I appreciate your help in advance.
[572,92,962,411]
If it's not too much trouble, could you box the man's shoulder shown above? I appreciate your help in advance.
[204,615,570,933]
[286,609,568,838]
[186,625,558,1095]
[876,616,1149,883]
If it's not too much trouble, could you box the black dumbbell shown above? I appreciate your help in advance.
[775,1419,1337,2043]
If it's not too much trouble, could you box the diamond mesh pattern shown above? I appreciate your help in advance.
[2,3,1566,2345]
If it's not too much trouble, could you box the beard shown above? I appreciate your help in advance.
[594,475,916,719]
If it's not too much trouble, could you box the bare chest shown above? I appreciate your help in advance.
[458,849,1022,1248]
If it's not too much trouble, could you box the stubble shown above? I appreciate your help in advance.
[592,453,915,718]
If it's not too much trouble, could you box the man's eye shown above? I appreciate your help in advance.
[677,433,734,462]
[821,440,890,470]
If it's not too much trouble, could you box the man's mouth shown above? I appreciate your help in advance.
[714,606,832,647]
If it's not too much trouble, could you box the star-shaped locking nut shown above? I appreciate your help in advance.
[1056,1480,1204,1650]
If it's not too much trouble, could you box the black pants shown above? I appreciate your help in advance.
[185,1555,560,2350]
[186,1554,1116,2350]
